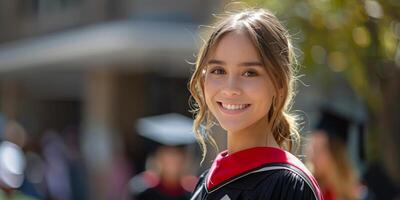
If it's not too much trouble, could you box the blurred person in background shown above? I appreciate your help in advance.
[41,130,72,200]
[306,109,361,200]
[129,113,197,200]
[61,126,89,200]
[0,120,40,200]
[0,141,37,200]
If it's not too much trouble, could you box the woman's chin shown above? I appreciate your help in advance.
[220,123,247,134]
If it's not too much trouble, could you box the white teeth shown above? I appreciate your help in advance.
[221,103,248,110]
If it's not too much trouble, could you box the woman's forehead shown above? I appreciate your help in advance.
[208,31,261,63]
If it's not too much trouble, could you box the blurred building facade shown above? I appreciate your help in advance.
[0,1,224,199]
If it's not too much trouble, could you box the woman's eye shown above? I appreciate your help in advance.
[243,70,258,77]
[210,68,225,75]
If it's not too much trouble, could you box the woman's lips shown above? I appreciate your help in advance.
[217,101,251,114]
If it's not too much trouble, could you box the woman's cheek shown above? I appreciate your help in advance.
[204,77,219,106]
[205,77,223,94]
[243,79,269,93]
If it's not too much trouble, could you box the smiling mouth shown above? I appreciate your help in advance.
[217,102,251,111]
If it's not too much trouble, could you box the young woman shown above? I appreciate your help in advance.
[189,8,323,200]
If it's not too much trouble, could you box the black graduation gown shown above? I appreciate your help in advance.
[190,147,323,200]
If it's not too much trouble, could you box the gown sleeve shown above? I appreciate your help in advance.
[255,169,317,200]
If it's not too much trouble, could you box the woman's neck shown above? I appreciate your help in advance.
[227,117,279,155]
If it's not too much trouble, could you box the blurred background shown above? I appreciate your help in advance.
[0,0,398,200]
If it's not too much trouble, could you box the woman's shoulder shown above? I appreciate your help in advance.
[238,168,318,200]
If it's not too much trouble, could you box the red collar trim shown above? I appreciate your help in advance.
[206,147,321,198]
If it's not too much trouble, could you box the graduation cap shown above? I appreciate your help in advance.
[315,108,365,160]
[316,108,351,143]
[0,141,26,189]
[135,113,196,147]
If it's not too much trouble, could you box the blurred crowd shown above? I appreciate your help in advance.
[0,109,399,200]
[0,113,199,200]
[0,119,89,200]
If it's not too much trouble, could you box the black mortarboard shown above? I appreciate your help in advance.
[315,107,366,161]
[135,113,196,147]
[316,108,351,143]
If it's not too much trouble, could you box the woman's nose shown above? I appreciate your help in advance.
[222,76,242,96]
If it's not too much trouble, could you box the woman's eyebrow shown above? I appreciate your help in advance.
[207,59,225,65]
[238,61,263,67]
[208,59,263,67]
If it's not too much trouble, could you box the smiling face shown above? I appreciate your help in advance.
[204,31,276,133]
